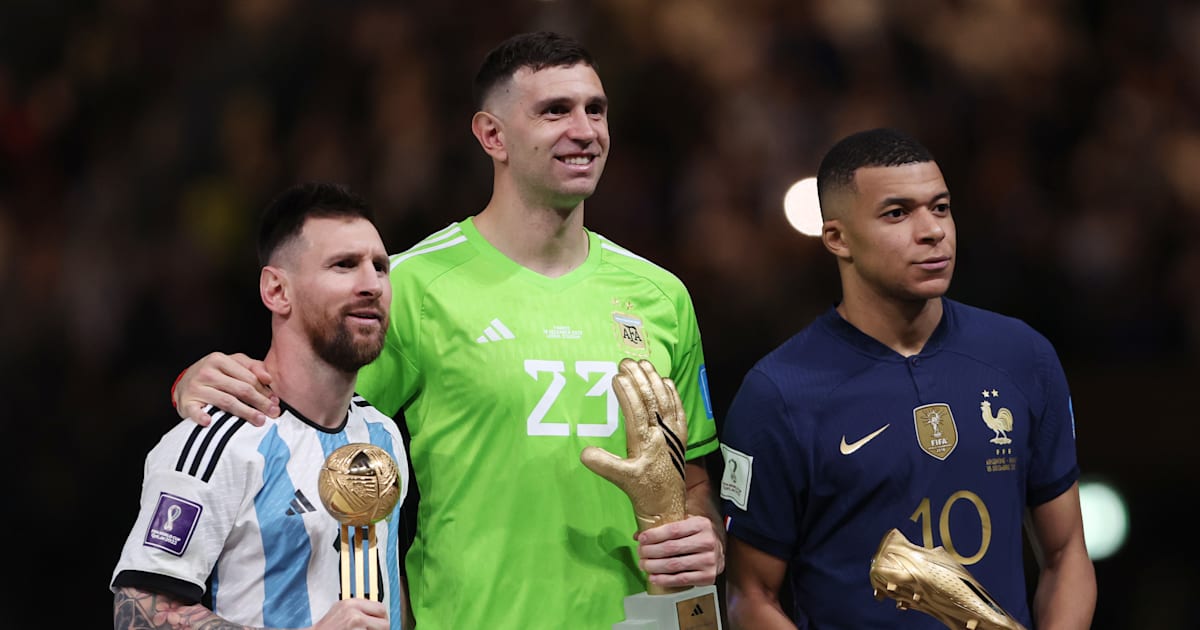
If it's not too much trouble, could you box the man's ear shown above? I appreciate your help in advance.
[260,266,291,316]
[471,111,507,162]
[822,219,852,261]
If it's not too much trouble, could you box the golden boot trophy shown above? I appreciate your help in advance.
[581,358,722,630]
[870,528,1027,630]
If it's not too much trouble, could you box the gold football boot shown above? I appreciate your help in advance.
[869,528,1027,630]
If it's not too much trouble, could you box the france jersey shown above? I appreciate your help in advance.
[719,299,1080,629]
[112,396,409,628]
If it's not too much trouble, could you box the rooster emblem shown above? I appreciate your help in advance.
[980,400,1013,445]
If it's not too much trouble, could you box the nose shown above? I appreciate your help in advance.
[566,107,599,142]
[357,265,386,298]
[914,208,946,243]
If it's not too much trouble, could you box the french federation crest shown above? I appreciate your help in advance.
[979,390,1014,444]
[913,403,958,460]
[612,310,649,357]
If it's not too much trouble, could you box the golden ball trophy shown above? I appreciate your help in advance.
[318,443,401,601]
[581,359,722,630]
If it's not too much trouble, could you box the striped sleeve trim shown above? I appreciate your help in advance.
[174,406,247,483]
[389,224,468,271]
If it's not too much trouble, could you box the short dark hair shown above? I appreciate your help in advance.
[816,128,935,214]
[257,182,375,266]
[473,31,597,110]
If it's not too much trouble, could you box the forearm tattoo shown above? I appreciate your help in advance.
[113,588,265,630]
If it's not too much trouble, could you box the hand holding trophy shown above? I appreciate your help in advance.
[319,443,401,602]
[581,358,722,629]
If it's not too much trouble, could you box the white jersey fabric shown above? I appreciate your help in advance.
[112,396,408,628]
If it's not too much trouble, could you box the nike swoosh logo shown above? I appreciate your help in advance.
[840,424,890,455]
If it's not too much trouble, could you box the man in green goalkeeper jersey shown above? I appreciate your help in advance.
[170,31,724,629]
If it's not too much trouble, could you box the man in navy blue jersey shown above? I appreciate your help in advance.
[720,128,1096,629]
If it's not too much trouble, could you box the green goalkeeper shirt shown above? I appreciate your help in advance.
[355,218,719,629]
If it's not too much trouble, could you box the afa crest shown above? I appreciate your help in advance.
[612,311,649,357]
[913,403,958,460]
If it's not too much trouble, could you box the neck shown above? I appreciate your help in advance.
[262,331,357,429]
[472,187,589,278]
[837,291,944,357]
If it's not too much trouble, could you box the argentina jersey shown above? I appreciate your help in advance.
[112,396,408,628]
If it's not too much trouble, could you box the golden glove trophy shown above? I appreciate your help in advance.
[581,359,722,630]
[870,528,1027,630]
[318,443,401,601]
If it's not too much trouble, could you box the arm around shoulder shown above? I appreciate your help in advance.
[172,352,278,427]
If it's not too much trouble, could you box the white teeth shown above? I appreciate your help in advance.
[562,156,591,165]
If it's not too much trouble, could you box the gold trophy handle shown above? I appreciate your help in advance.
[340,525,352,600]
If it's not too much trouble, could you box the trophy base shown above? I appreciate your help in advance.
[613,585,722,630]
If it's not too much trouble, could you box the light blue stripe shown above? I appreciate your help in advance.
[257,426,314,627]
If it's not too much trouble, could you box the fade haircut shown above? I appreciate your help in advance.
[816,128,935,219]
[473,31,597,110]
[257,182,375,267]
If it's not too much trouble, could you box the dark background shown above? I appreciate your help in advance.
[1,1,1195,627]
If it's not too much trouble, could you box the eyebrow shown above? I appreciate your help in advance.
[879,191,951,207]
[531,94,609,111]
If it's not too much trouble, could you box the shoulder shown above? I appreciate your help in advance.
[593,231,691,295]
[144,407,273,485]
[945,299,1057,355]
[387,222,478,280]
[351,395,397,426]
[736,315,846,402]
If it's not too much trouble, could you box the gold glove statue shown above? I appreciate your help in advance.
[581,358,688,594]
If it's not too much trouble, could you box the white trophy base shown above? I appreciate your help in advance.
[613,585,722,629]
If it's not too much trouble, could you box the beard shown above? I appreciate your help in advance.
[305,308,387,373]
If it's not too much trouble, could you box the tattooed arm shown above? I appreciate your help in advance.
[113,587,391,630]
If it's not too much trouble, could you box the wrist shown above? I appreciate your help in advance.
[170,369,186,408]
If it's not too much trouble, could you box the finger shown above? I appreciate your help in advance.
[612,371,649,457]
[201,364,277,421]
[637,515,708,546]
[662,378,687,439]
[646,567,717,589]
[580,445,639,489]
[231,353,275,389]
[180,401,215,427]
[190,386,270,426]
[623,359,660,423]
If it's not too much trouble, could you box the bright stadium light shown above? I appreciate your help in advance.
[1078,478,1129,560]
[783,176,823,237]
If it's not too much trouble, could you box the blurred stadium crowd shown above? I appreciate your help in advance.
[1,1,1197,626]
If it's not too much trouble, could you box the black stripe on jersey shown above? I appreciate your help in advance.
[177,424,205,473]
[201,416,247,482]
[188,411,229,476]
[656,412,686,481]
[172,409,248,481]
[175,404,219,472]
[351,395,371,407]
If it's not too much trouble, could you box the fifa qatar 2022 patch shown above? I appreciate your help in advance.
[143,492,202,556]
[719,444,753,510]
